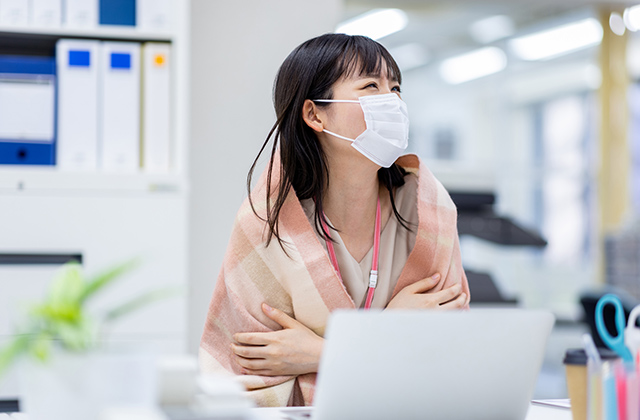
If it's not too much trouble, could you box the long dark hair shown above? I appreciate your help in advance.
[247,33,411,249]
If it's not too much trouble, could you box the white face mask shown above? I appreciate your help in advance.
[313,93,409,168]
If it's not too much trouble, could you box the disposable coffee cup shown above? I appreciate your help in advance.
[563,348,619,420]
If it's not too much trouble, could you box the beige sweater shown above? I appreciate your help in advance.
[300,173,419,309]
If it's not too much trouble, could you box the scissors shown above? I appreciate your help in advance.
[595,294,640,364]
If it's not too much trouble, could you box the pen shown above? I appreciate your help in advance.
[615,362,627,420]
[583,334,602,420]
[603,362,619,420]
[625,364,639,420]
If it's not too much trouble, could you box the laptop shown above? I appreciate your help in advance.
[293,309,554,420]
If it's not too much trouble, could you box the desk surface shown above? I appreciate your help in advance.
[0,403,573,420]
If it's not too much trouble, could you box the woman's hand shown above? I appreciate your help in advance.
[386,273,467,310]
[232,303,324,377]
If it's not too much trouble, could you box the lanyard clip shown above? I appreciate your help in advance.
[369,270,378,288]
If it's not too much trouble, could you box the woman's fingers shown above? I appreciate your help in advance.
[429,283,462,305]
[262,303,301,329]
[233,332,272,346]
[235,354,269,370]
[232,343,268,359]
[440,291,467,309]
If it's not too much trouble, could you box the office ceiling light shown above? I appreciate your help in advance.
[610,12,626,36]
[439,47,507,85]
[624,5,640,32]
[469,15,515,44]
[389,43,430,72]
[336,9,408,40]
[509,18,603,61]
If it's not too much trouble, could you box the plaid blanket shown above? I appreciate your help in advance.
[199,154,469,406]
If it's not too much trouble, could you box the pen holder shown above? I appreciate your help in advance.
[564,348,619,420]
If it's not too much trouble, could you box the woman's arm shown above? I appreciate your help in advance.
[232,303,324,377]
[386,273,468,310]
[232,274,466,377]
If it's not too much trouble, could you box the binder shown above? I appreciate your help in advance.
[62,0,97,28]
[137,0,171,32]
[30,0,61,27]
[98,0,134,26]
[56,39,99,170]
[0,56,56,165]
[99,42,140,172]
[0,0,28,26]
[142,43,171,173]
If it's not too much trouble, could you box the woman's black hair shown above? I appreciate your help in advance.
[247,33,411,249]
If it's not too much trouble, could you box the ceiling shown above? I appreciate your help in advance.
[342,1,635,64]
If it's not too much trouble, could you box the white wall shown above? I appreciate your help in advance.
[188,0,342,353]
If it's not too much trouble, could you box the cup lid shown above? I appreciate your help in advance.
[563,348,620,365]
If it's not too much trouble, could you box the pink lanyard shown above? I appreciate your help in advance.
[322,197,382,310]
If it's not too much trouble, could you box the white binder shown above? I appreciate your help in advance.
[99,42,141,172]
[142,43,171,173]
[30,0,61,27]
[63,0,97,29]
[137,0,171,32]
[56,39,99,170]
[0,0,28,26]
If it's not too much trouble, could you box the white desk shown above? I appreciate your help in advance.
[0,403,573,419]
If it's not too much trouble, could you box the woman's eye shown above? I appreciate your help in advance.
[392,86,402,93]
[364,83,378,89]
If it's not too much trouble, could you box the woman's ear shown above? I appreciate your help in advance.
[302,99,324,133]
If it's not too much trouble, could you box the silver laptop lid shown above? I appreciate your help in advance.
[314,309,555,420]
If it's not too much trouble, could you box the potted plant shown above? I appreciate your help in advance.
[0,259,179,420]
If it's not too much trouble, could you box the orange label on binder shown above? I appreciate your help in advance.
[154,54,166,67]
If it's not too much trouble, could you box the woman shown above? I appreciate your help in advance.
[200,33,470,407]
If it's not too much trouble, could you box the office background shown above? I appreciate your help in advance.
[1,0,639,401]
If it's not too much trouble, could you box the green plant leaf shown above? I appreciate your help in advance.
[48,263,84,315]
[30,333,52,362]
[79,258,141,304]
[55,318,93,351]
[0,335,31,376]
[103,286,182,323]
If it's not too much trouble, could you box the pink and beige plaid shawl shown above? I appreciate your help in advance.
[199,154,470,407]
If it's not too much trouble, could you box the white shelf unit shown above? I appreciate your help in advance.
[0,0,191,191]
[0,26,172,41]
[0,1,191,400]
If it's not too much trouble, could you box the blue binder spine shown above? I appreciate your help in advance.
[0,56,57,166]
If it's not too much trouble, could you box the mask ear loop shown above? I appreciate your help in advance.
[322,129,355,142]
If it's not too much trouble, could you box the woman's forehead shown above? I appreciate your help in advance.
[341,54,398,81]
[340,57,399,83]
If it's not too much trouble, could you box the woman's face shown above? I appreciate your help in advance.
[322,69,402,141]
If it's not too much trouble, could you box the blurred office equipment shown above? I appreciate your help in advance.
[0,253,81,412]
[452,191,547,247]
[580,287,640,349]
[450,190,547,305]
[99,41,141,172]
[0,55,56,165]
[98,0,135,26]
[56,39,100,170]
[137,0,171,32]
[0,0,188,411]
[0,0,28,26]
[63,0,97,28]
[142,42,171,173]
[604,220,640,301]
[29,0,61,27]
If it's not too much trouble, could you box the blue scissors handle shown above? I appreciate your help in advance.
[595,294,634,363]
